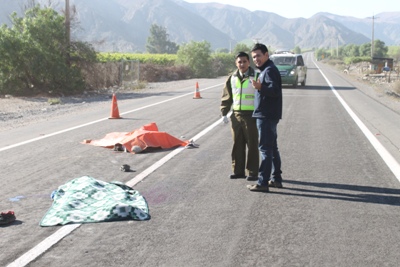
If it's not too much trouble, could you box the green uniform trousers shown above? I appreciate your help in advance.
[230,112,259,177]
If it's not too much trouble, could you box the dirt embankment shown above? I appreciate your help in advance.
[325,61,400,114]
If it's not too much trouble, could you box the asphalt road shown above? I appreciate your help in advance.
[1,54,400,267]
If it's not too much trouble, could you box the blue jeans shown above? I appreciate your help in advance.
[256,118,282,186]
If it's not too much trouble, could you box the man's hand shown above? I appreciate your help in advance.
[251,78,261,90]
[222,115,229,124]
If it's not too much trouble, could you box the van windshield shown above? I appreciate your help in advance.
[271,56,295,65]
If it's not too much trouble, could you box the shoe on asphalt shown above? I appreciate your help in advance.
[247,184,269,192]
[230,174,246,179]
[120,164,130,172]
[0,211,16,225]
[268,180,283,188]
[246,176,258,181]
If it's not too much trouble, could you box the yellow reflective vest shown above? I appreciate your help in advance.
[231,73,258,111]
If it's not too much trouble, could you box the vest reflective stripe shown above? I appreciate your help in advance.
[231,76,255,111]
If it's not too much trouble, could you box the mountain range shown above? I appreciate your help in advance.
[0,0,399,52]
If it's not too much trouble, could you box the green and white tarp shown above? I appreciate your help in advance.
[40,176,150,226]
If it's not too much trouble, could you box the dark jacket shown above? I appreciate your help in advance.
[252,59,282,120]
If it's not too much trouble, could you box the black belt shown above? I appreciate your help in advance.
[233,110,253,114]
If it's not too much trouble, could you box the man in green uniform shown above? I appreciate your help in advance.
[221,52,259,181]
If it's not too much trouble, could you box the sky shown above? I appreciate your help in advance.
[184,0,400,19]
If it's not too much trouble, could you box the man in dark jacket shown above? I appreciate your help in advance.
[247,43,283,192]
[220,52,259,180]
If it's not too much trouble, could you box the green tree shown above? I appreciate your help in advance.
[176,41,212,78]
[315,48,330,60]
[293,46,301,54]
[373,39,388,58]
[215,48,229,53]
[232,43,251,55]
[349,44,360,57]
[340,44,351,57]
[146,24,178,54]
[0,4,96,96]
[387,46,400,62]
[359,43,371,57]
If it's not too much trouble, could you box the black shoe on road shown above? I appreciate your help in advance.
[246,176,258,181]
[0,211,16,225]
[268,180,283,188]
[230,174,246,179]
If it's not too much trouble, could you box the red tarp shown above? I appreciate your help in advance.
[83,123,188,153]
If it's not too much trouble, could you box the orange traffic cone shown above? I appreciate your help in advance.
[193,82,202,99]
[109,93,121,119]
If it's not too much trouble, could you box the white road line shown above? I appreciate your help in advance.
[314,61,400,182]
[7,224,80,267]
[126,115,229,188]
[6,87,225,267]
[0,83,223,152]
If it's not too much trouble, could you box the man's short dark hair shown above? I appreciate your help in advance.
[235,51,249,60]
[251,43,268,54]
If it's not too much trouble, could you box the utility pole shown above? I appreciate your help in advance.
[336,37,339,57]
[229,39,236,54]
[65,0,70,66]
[368,15,378,58]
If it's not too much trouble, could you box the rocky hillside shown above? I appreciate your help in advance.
[0,0,399,52]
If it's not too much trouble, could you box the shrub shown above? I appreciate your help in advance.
[211,53,236,77]
[177,41,212,78]
[81,62,121,89]
[344,57,371,65]
[0,5,96,96]
[139,64,192,82]
[97,53,177,66]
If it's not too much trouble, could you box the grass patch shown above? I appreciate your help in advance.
[47,98,62,105]
[121,81,148,91]
[133,81,147,89]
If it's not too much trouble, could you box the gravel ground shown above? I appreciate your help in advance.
[334,66,400,114]
[1,68,399,133]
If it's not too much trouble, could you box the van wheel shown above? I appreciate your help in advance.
[301,76,306,86]
[292,77,298,88]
